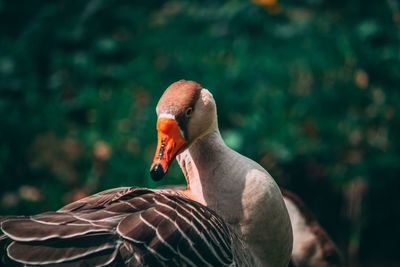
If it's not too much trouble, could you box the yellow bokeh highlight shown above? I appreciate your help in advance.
[251,0,277,7]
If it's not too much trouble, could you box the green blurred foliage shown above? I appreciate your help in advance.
[0,0,399,265]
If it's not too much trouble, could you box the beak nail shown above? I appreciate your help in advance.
[150,163,165,181]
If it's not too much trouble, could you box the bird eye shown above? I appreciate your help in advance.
[185,107,193,118]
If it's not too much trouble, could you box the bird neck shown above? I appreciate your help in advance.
[177,129,229,206]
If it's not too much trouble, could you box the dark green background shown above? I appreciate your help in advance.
[1,0,399,266]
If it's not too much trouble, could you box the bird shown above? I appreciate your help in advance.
[1,80,293,266]
[282,189,344,267]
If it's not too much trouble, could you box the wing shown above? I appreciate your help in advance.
[1,187,234,267]
[281,188,344,267]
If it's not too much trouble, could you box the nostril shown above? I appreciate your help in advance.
[158,140,166,160]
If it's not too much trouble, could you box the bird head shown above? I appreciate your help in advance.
[150,80,217,181]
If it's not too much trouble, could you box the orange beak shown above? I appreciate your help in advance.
[150,117,186,181]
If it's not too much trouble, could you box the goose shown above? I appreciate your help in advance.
[0,80,293,266]
[281,189,344,267]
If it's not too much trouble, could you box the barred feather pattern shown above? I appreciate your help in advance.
[0,187,237,267]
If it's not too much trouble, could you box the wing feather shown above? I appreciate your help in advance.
[7,233,119,265]
[1,218,109,242]
[1,187,235,266]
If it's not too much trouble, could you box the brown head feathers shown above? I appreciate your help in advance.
[156,80,202,115]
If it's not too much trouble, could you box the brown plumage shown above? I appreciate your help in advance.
[156,80,202,115]
[1,187,238,266]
